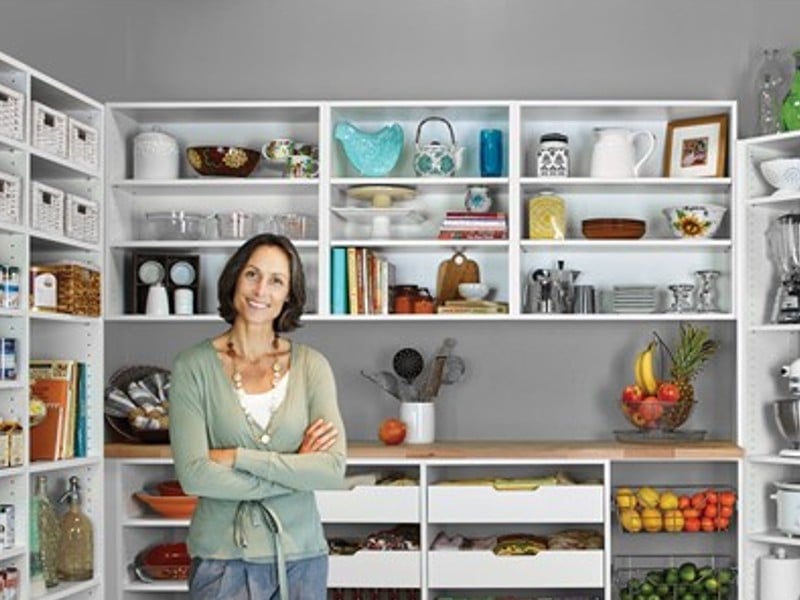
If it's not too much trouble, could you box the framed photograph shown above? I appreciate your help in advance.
[663,113,728,178]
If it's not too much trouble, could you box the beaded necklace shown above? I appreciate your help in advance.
[226,334,291,443]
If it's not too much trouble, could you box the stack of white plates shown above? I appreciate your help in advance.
[612,285,658,313]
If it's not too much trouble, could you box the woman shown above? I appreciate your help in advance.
[170,233,346,600]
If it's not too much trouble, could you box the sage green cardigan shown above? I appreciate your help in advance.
[170,339,347,562]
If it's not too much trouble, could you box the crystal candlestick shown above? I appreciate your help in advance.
[667,284,695,313]
[695,270,722,312]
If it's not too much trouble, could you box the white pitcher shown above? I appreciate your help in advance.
[589,127,656,178]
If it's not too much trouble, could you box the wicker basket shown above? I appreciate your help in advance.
[0,83,24,141]
[32,101,67,157]
[31,181,65,235]
[105,365,170,444]
[65,193,99,244]
[31,261,100,316]
[68,117,99,170]
[0,170,21,225]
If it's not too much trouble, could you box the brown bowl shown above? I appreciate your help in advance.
[186,146,260,177]
[134,491,198,519]
[582,218,646,239]
[134,542,191,581]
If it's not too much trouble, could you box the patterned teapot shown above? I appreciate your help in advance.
[413,116,464,177]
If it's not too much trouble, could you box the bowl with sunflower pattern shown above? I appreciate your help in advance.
[663,204,727,239]
[186,146,260,177]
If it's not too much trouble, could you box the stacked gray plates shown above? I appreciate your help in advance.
[612,285,658,313]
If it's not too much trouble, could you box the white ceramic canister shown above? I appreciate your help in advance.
[133,130,180,180]
[770,480,800,535]
[400,402,435,444]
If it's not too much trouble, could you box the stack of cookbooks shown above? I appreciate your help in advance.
[437,211,507,240]
[436,299,509,314]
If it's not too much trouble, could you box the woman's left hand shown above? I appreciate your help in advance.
[299,418,338,454]
[209,448,236,467]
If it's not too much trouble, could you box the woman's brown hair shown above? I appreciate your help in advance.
[217,233,305,331]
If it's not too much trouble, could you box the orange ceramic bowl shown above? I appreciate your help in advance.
[156,480,186,497]
[135,490,198,519]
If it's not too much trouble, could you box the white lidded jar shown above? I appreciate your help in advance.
[133,130,180,179]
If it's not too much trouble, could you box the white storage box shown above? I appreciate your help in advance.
[428,549,604,588]
[31,181,64,235]
[68,117,99,170]
[315,486,420,523]
[428,483,605,523]
[32,101,67,158]
[0,171,21,225]
[65,193,99,243]
[328,551,421,588]
[0,83,24,141]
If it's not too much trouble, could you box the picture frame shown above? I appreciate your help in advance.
[663,113,728,178]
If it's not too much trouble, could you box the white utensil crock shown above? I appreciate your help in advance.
[134,131,180,180]
[400,402,435,444]
[145,283,170,315]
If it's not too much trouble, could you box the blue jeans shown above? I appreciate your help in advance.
[188,554,328,600]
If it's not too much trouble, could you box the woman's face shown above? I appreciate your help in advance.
[232,244,291,326]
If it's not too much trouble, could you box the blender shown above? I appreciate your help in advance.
[769,213,800,323]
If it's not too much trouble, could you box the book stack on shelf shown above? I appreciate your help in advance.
[331,247,396,315]
[29,359,88,462]
[438,211,508,240]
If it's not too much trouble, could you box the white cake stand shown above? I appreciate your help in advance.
[345,185,417,237]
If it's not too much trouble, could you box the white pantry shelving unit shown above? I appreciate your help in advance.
[0,50,104,599]
[100,99,744,599]
[737,131,800,600]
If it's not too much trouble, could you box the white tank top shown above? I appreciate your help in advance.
[238,371,290,430]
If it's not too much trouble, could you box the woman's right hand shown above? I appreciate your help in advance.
[298,418,338,454]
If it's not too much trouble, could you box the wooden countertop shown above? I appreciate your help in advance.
[105,440,743,460]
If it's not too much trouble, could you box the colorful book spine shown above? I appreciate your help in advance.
[330,247,348,315]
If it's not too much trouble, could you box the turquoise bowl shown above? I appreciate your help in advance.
[334,121,404,176]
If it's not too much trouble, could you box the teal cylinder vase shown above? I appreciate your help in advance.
[781,51,800,131]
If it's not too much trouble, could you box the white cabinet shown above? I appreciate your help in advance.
[0,50,104,600]
[737,132,800,600]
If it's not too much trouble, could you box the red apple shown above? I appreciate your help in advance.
[639,396,664,423]
[621,384,644,405]
[657,381,681,404]
[378,418,406,445]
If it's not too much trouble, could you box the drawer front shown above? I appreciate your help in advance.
[428,550,604,588]
[315,486,419,522]
[428,484,604,523]
[328,551,421,587]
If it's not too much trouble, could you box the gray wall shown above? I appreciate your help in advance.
[1,0,799,135]
[1,1,787,440]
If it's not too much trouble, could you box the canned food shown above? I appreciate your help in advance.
[0,338,16,380]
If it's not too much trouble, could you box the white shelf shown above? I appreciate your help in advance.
[331,239,509,249]
[111,178,318,196]
[29,149,100,180]
[29,456,101,474]
[519,176,731,193]
[0,307,26,318]
[0,545,26,562]
[748,192,800,206]
[29,230,101,253]
[0,380,25,390]
[748,531,800,546]
[0,465,26,478]
[749,324,800,333]
[35,578,101,600]
[30,312,101,325]
[520,239,732,251]
[123,518,190,527]
[332,176,510,189]
[123,580,188,592]
[747,454,800,465]
[109,239,318,250]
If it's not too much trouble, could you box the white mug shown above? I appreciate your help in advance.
[145,283,170,315]
[173,287,194,315]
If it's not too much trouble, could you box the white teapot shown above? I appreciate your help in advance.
[589,127,656,178]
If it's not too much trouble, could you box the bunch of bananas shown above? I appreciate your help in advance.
[634,341,658,395]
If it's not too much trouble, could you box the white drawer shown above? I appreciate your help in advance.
[315,486,419,522]
[328,550,421,587]
[428,484,604,523]
[428,549,604,588]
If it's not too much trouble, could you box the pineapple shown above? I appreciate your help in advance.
[666,323,719,428]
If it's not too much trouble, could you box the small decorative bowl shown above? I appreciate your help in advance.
[458,282,489,300]
[134,490,198,519]
[582,218,646,240]
[186,146,260,177]
[663,204,727,239]
[760,158,800,195]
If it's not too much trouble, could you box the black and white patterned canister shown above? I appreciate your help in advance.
[536,133,570,177]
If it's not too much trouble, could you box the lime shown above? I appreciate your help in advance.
[640,582,655,596]
[656,583,670,596]
[697,566,713,580]
[665,568,680,585]
[679,563,697,582]
[647,570,664,584]
[718,568,735,585]
[704,577,720,593]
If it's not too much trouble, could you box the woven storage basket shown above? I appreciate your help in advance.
[0,83,24,141]
[31,181,65,236]
[105,365,170,444]
[32,101,67,157]
[65,194,99,244]
[31,261,100,316]
[68,117,99,169]
[0,171,21,225]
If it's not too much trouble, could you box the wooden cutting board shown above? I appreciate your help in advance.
[435,251,480,303]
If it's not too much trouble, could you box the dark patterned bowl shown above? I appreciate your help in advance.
[186,146,260,177]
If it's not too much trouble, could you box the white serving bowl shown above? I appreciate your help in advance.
[458,282,489,300]
[663,204,727,239]
[760,158,800,196]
